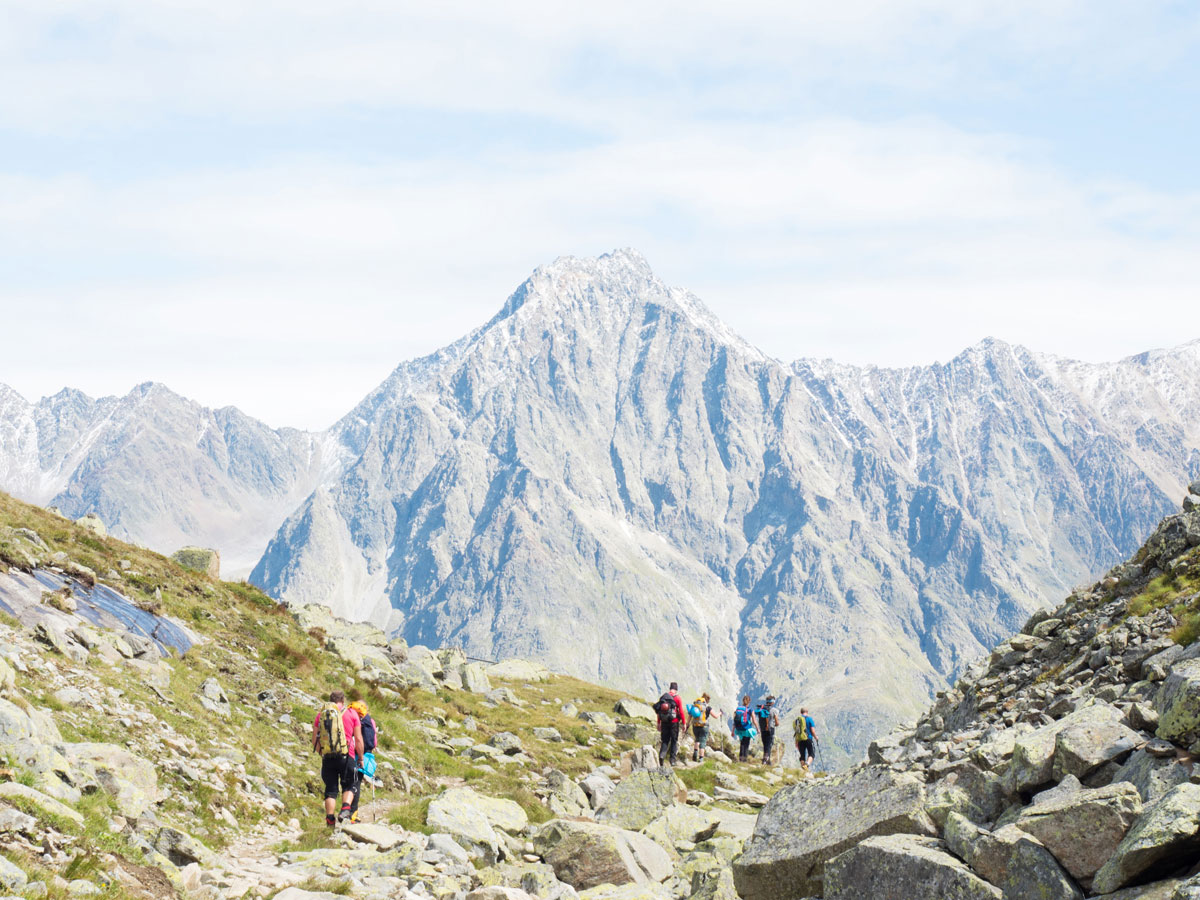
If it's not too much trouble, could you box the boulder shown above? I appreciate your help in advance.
[1052,718,1141,781]
[426,787,529,863]
[0,781,84,825]
[1013,781,1141,883]
[486,659,550,682]
[579,711,618,734]
[580,772,617,810]
[1155,659,1200,745]
[489,732,525,755]
[0,855,27,892]
[1004,704,1123,795]
[712,786,769,807]
[597,769,678,831]
[74,512,106,536]
[823,834,1002,900]
[535,819,673,890]
[732,766,936,900]
[944,813,1082,899]
[615,699,658,723]
[170,547,220,579]
[343,822,405,851]
[545,769,591,817]
[197,678,230,718]
[462,663,493,694]
[533,727,563,743]
[1091,783,1200,894]
[619,746,661,777]
[466,888,536,900]
[61,743,158,817]
[0,698,62,746]
[148,823,215,866]
[1114,749,1192,803]
[644,806,720,848]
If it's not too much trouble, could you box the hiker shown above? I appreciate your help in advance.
[731,694,757,763]
[347,699,378,823]
[794,706,818,771]
[756,695,780,764]
[654,681,686,766]
[311,689,364,825]
[686,692,713,761]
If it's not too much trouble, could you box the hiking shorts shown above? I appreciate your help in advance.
[321,753,356,799]
[797,738,815,761]
[693,725,709,748]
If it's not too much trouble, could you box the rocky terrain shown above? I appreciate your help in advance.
[0,490,786,900]
[729,482,1200,898]
[4,251,1200,761]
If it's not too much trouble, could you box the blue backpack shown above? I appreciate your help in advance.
[735,706,753,731]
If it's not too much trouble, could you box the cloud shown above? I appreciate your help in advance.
[0,2,1198,428]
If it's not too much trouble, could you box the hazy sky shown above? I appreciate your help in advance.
[3,1,1199,429]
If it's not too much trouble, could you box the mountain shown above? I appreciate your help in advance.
[2,250,1198,760]
[0,381,335,575]
[247,250,1200,763]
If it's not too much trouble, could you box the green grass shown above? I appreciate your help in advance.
[388,796,433,833]
[675,760,719,795]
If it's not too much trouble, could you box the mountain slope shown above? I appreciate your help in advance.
[252,250,1200,763]
[0,381,334,575]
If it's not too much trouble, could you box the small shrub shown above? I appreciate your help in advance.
[1172,612,1200,647]
[266,641,313,675]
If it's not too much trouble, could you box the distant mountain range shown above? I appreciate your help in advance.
[3,250,1198,762]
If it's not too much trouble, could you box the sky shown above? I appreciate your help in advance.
[2,1,1199,430]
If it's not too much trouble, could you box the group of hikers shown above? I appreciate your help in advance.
[311,690,380,827]
[653,682,819,771]
[312,682,818,824]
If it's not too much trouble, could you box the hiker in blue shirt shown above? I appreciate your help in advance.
[756,695,780,764]
[731,694,756,763]
[793,707,818,772]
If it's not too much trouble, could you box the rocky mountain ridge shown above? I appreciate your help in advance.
[729,482,1200,898]
[3,251,1200,762]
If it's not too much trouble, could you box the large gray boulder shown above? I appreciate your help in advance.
[597,769,679,831]
[1051,718,1141,781]
[1013,781,1141,884]
[534,819,673,890]
[1091,783,1200,895]
[1004,704,1123,795]
[732,766,936,900]
[823,834,1002,900]
[944,812,1083,900]
[427,786,529,863]
[1155,659,1200,745]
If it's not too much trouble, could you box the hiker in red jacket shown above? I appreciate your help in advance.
[655,682,686,767]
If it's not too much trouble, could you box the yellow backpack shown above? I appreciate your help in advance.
[316,703,348,755]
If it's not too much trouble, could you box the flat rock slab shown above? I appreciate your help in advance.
[0,781,84,826]
[534,819,673,890]
[823,834,1002,900]
[732,766,936,900]
[342,823,405,851]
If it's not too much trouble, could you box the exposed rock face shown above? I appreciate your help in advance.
[750,497,1200,898]
[534,819,673,890]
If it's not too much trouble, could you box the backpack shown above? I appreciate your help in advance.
[755,705,770,730]
[688,700,707,725]
[360,713,377,753]
[793,715,809,741]
[734,706,753,731]
[317,703,348,756]
[655,692,679,725]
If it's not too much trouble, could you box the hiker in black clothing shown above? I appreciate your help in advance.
[757,695,780,764]
[794,707,818,772]
[347,699,378,823]
[655,682,685,766]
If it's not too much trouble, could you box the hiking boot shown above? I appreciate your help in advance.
[325,814,336,827]
[338,805,352,822]
[350,813,359,824]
